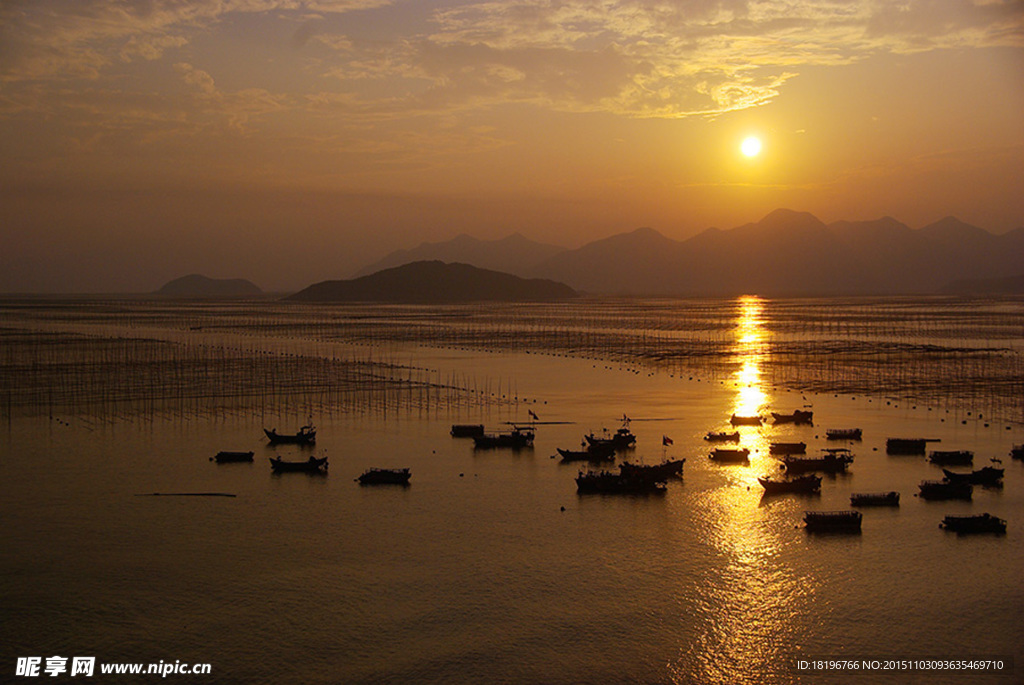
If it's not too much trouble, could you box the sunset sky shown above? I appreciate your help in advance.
[2,0,1022,292]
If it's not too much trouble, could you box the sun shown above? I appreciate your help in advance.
[741,136,762,158]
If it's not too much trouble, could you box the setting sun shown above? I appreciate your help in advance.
[741,136,762,158]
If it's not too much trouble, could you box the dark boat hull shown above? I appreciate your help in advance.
[804,511,862,531]
[886,438,928,455]
[772,411,813,425]
[450,424,485,438]
[928,450,973,466]
[213,451,254,463]
[941,467,1003,486]
[619,459,685,480]
[264,428,316,445]
[709,449,750,463]
[940,514,1006,534]
[575,471,666,494]
[850,492,900,507]
[557,446,615,463]
[269,456,328,473]
[918,481,972,500]
[474,430,534,449]
[357,468,411,485]
[769,442,807,455]
[759,475,821,494]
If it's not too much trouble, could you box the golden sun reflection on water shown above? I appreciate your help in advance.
[732,295,768,420]
[673,296,818,683]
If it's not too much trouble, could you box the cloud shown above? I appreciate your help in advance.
[0,0,392,82]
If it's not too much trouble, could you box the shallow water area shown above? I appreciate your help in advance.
[2,297,1023,683]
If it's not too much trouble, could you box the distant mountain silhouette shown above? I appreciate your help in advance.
[943,273,1024,295]
[288,261,577,303]
[528,210,1024,296]
[355,233,566,278]
[155,274,262,298]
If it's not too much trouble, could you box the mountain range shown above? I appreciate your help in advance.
[154,274,263,298]
[288,261,577,303]
[354,210,1024,296]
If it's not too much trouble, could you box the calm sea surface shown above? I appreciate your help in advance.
[1,297,1022,684]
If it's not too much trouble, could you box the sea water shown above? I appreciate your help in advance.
[1,297,1022,684]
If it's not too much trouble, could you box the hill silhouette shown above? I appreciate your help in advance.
[155,274,262,298]
[288,261,577,303]
[356,233,566,278]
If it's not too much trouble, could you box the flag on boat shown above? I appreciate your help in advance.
[528,409,539,421]
[663,435,673,446]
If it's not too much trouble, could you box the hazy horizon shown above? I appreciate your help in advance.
[2,1,1022,293]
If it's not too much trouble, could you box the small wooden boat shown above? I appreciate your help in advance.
[264,424,316,445]
[940,513,1006,535]
[758,474,821,494]
[730,414,762,426]
[357,467,411,485]
[769,442,806,455]
[619,458,685,480]
[1011,444,1024,460]
[771,410,813,425]
[886,437,937,455]
[917,480,971,501]
[557,444,615,463]
[826,428,862,441]
[450,424,485,438]
[575,470,666,494]
[804,510,862,531]
[704,431,740,442]
[709,448,750,463]
[928,450,973,466]
[584,426,637,449]
[941,467,1003,486]
[211,450,254,463]
[782,448,853,473]
[850,492,900,507]
[474,427,534,449]
[269,455,328,473]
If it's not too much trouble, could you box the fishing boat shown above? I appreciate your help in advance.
[826,428,862,441]
[758,474,821,494]
[584,426,637,449]
[769,441,806,455]
[269,455,328,473]
[557,443,616,463]
[940,513,1006,535]
[450,424,485,438]
[473,427,535,449]
[771,410,813,425]
[886,437,936,455]
[850,492,900,507]
[709,448,750,463]
[928,450,973,466]
[619,458,685,480]
[941,467,1003,486]
[917,480,972,501]
[264,424,316,445]
[211,450,254,463]
[356,467,411,485]
[782,448,853,473]
[730,414,763,426]
[804,510,862,531]
[575,470,666,494]
[704,431,740,442]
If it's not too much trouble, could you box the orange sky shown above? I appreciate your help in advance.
[2,1,1022,292]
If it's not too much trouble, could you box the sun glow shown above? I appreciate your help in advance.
[741,136,762,157]
[732,295,768,418]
